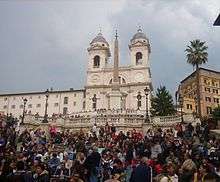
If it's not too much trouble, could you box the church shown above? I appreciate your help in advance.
[0,28,153,118]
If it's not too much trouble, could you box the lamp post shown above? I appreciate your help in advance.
[144,86,150,122]
[179,95,184,123]
[21,98,27,124]
[137,92,142,110]
[42,89,49,123]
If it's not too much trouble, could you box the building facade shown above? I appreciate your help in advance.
[178,68,220,117]
[0,89,86,118]
[0,28,153,118]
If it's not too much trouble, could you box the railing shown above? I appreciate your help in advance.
[24,113,191,130]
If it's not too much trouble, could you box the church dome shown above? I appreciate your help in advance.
[91,33,109,45]
[131,28,148,42]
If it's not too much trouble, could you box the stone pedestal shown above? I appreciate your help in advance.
[109,90,122,110]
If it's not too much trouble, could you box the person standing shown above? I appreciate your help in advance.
[129,157,152,182]
[84,146,101,182]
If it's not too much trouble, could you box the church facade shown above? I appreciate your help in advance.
[0,28,153,118]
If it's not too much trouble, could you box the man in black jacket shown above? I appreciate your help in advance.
[130,157,152,182]
[84,146,101,182]
[7,161,33,182]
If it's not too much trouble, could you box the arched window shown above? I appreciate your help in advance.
[136,52,143,65]
[93,55,100,68]
[92,94,97,110]
[109,76,126,85]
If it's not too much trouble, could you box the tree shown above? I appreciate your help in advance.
[151,86,175,116]
[185,39,208,118]
[212,106,220,128]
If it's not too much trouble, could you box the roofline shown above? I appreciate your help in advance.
[180,67,220,84]
[0,89,85,97]
[214,14,220,26]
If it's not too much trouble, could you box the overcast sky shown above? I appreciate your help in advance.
[0,0,219,96]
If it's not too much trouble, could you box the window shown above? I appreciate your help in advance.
[109,76,126,85]
[38,96,41,99]
[56,95,59,98]
[4,98,7,101]
[137,92,142,109]
[92,94,97,110]
[28,104,32,108]
[36,104,41,108]
[13,97,16,100]
[136,52,143,65]
[64,97,68,104]
[137,100,141,108]
[74,93,76,97]
[206,107,212,114]
[54,103,59,107]
[205,87,211,92]
[204,79,207,84]
[3,105,7,109]
[83,101,86,109]
[20,105,23,109]
[11,105,16,109]
[186,104,192,110]
[212,81,215,86]
[63,107,68,115]
[214,98,219,103]
[205,97,211,102]
[83,91,86,98]
[73,102,76,106]
[213,89,218,94]
[93,55,100,68]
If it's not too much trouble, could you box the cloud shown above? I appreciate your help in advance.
[0,0,219,97]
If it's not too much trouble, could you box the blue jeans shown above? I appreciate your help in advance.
[126,165,132,182]
[89,167,100,182]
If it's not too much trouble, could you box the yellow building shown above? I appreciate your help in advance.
[178,68,220,117]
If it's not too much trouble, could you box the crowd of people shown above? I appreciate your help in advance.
[0,113,220,182]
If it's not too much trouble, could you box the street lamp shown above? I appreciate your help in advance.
[21,98,27,124]
[137,92,142,110]
[179,95,184,123]
[144,86,150,122]
[42,89,49,123]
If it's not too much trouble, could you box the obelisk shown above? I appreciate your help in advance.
[112,30,119,90]
[109,30,122,109]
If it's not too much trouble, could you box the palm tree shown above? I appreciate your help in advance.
[185,39,208,118]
